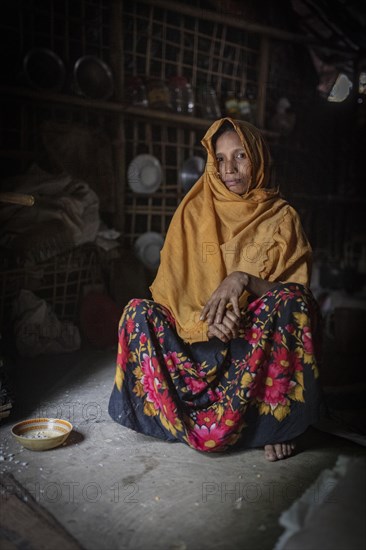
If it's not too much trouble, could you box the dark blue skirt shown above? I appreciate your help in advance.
[109,283,322,452]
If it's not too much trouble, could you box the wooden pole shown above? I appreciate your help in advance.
[257,36,269,129]
[109,0,125,235]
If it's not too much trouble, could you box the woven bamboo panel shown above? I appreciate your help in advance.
[122,1,260,97]
[0,245,101,330]
[2,0,112,67]
[124,120,205,242]
[121,0,261,242]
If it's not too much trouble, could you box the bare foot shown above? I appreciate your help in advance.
[264,442,296,461]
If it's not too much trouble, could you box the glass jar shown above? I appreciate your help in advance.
[237,95,252,122]
[197,84,221,119]
[168,76,195,116]
[147,78,172,110]
[125,76,148,107]
[247,86,258,125]
[224,90,239,117]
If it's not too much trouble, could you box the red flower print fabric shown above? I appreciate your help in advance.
[109,284,322,452]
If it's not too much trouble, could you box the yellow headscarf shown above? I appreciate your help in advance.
[150,118,312,344]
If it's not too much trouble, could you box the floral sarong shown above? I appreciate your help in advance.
[108,283,322,452]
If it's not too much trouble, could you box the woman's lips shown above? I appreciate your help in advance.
[225,180,241,187]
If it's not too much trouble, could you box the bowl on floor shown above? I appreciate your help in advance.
[11,418,73,451]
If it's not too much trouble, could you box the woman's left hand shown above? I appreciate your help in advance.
[207,310,241,342]
[200,271,249,325]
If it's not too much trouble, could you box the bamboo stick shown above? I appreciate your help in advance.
[0,193,35,206]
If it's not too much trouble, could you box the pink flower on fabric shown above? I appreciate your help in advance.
[207,387,224,402]
[250,361,291,406]
[126,318,135,334]
[129,299,143,308]
[221,408,241,429]
[302,326,314,354]
[247,298,262,312]
[140,333,147,345]
[263,368,293,406]
[187,423,228,451]
[117,328,129,372]
[254,304,265,316]
[184,375,207,395]
[288,285,303,296]
[160,305,176,327]
[273,348,302,372]
[273,331,282,344]
[141,354,163,408]
[164,351,181,373]
[158,390,178,425]
[279,287,303,301]
[244,326,262,345]
[196,409,217,428]
[285,324,295,334]
[188,407,242,451]
[247,347,266,372]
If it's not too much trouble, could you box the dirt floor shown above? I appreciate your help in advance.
[1,347,365,550]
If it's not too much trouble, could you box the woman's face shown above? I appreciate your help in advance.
[215,130,252,195]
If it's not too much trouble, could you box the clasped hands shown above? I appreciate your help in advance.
[200,271,249,343]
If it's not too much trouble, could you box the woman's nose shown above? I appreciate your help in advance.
[225,159,236,173]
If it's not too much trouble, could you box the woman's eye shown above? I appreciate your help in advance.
[236,152,245,159]
[216,157,223,163]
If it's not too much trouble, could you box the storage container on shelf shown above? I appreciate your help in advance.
[168,76,195,116]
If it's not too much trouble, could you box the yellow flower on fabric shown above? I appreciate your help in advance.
[204,440,217,449]
[225,419,235,427]
[293,312,308,329]
[257,402,271,415]
[288,384,304,402]
[273,404,290,421]
[133,380,145,398]
[115,366,124,391]
[303,352,314,365]
[144,401,158,416]
[216,404,225,421]
[160,413,183,437]
[240,372,253,388]
[295,370,304,387]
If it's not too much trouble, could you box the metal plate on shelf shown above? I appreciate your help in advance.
[134,232,164,270]
[127,154,162,194]
[179,156,205,194]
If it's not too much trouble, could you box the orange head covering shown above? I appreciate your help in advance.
[150,118,312,344]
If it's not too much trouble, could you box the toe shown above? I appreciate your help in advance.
[274,444,284,459]
[264,445,277,461]
[283,443,292,457]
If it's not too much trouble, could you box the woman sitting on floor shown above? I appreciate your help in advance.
[109,117,322,461]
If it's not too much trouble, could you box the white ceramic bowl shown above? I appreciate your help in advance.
[12,418,73,451]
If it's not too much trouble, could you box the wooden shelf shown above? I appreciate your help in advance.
[0,85,279,137]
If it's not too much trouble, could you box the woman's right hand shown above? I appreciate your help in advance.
[207,309,240,343]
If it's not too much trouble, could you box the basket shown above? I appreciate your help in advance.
[0,244,102,331]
